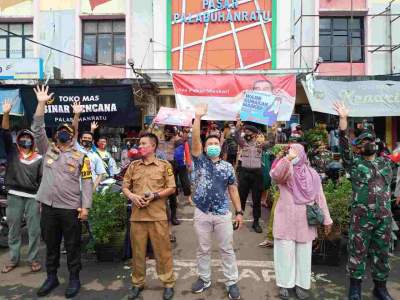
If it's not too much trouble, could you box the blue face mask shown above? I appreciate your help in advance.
[206,145,221,158]
[57,131,72,144]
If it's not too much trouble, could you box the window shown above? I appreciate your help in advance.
[319,17,364,62]
[82,20,126,65]
[0,23,33,59]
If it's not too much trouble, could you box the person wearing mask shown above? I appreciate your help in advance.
[222,125,239,166]
[122,133,176,300]
[334,102,395,300]
[31,85,93,299]
[121,140,134,168]
[71,106,106,191]
[1,100,43,274]
[91,126,117,179]
[158,126,181,225]
[234,120,264,233]
[190,104,243,300]
[270,143,332,300]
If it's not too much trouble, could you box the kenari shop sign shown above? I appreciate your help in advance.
[21,86,137,126]
[173,0,271,24]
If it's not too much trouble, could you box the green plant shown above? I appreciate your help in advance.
[304,126,328,148]
[89,191,127,244]
[323,177,352,232]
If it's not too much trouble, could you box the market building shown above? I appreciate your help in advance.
[0,0,399,147]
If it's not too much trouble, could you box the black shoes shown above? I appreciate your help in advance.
[373,281,394,300]
[163,287,174,300]
[348,278,362,300]
[128,286,144,300]
[37,275,60,297]
[65,279,81,298]
[252,221,263,233]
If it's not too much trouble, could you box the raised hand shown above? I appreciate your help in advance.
[2,99,13,114]
[33,85,54,103]
[333,101,349,119]
[71,100,84,114]
[91,121,99,132]
[195,104,208,118]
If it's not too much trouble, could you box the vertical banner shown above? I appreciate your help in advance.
[173,74,296,121]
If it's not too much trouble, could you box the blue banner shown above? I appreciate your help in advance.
[240,91,278,125]
[0,89,24,116]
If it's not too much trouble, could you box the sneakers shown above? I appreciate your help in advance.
[252,221,263,233]
[279,287,290,299]
[191,278,211,293]
[227,284,241,300]
[295,286,309,300]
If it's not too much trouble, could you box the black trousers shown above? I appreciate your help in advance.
[175,165,191,196]
[41,204,82,277]
[238,167,263,221]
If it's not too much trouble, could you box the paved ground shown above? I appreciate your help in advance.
[0,200,399,300]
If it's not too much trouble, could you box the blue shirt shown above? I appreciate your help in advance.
[192,154,236,215]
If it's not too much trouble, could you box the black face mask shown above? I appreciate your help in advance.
[126,144,132,149]
[81,140,93,148]
[57,131,72,144]
[361,142,377,156]
[18,140,33,149]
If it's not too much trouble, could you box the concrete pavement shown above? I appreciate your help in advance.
[0,200,399,300]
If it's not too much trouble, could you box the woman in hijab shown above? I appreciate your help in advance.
[270,143,333,299]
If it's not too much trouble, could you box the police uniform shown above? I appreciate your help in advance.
[123,157,176,288]
[31,116,93,280]
[234,125,264,232]
[340,130,393,284]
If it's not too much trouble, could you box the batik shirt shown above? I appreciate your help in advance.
[192,154,236,215]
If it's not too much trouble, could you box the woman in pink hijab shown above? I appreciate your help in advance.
[270,143,333,300]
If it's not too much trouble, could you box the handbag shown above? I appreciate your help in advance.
[306,202,324,226]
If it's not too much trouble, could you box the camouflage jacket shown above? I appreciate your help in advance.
[339,130,393,217]
[309,149,332,175]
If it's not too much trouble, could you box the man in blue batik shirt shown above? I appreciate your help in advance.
[190,104,244,300]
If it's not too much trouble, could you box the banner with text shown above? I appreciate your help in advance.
[154,107,194,127]
[173,74,296,121]
[240,91,278,125]
[21,86,138,127]
[302,75,400,117]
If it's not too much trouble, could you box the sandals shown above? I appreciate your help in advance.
[169,234,177,243]
[1,264,18,273]
[30,261,42,272]
[258,239,274,248]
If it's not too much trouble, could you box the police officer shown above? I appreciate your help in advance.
[31,85,93,299]
[123,132,176,300]
[334,102,394,300]
[234,121,264,233]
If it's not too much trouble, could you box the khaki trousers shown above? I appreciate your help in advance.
[130,220,175,288]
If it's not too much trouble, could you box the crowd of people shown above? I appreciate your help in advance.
[0,85,399,300]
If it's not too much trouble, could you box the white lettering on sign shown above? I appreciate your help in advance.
[45,103,117,114]
[59,95,100,102]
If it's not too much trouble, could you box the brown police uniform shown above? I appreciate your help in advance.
[123,156,176,288]
[31,115,93,278]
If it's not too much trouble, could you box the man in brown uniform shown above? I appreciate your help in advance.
[123,132,176,300]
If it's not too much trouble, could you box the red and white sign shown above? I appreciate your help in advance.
[173,74,296,121]
[153,106,194,127]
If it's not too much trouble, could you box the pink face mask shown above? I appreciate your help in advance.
[139,146,153,157]
[98,142,106,150]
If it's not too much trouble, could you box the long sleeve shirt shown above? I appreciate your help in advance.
[31,115,93,209]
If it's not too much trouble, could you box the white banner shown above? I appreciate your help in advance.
[302,75,400,117]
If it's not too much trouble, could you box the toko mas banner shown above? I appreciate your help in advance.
[173,74,296,121]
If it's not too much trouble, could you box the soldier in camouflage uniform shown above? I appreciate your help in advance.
[309,142,332,180]
[334,102,394,300]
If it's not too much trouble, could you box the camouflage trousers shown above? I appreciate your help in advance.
[347,209,392,281]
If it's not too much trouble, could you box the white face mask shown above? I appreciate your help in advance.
[291,157,300,165]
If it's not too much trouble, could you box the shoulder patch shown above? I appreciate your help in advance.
[81,156,92,179]
[167,167,174,176]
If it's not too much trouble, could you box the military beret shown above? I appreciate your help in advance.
[243,124,259,133]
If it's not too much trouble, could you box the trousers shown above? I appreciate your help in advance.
[347,210,392,281]
[130,220,175,288]
[6,194,40,265]
[238,167,263,220]
[41,204,82,277]
[274,239,312,289]
[194,208,238,287]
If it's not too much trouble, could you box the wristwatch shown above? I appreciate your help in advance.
[153,192,160,200]
[235,210,244,216]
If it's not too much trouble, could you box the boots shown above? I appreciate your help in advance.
[373,280,394,300]
[252,219,263,233]
[170,206,180,225]
[348,278,362,300]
